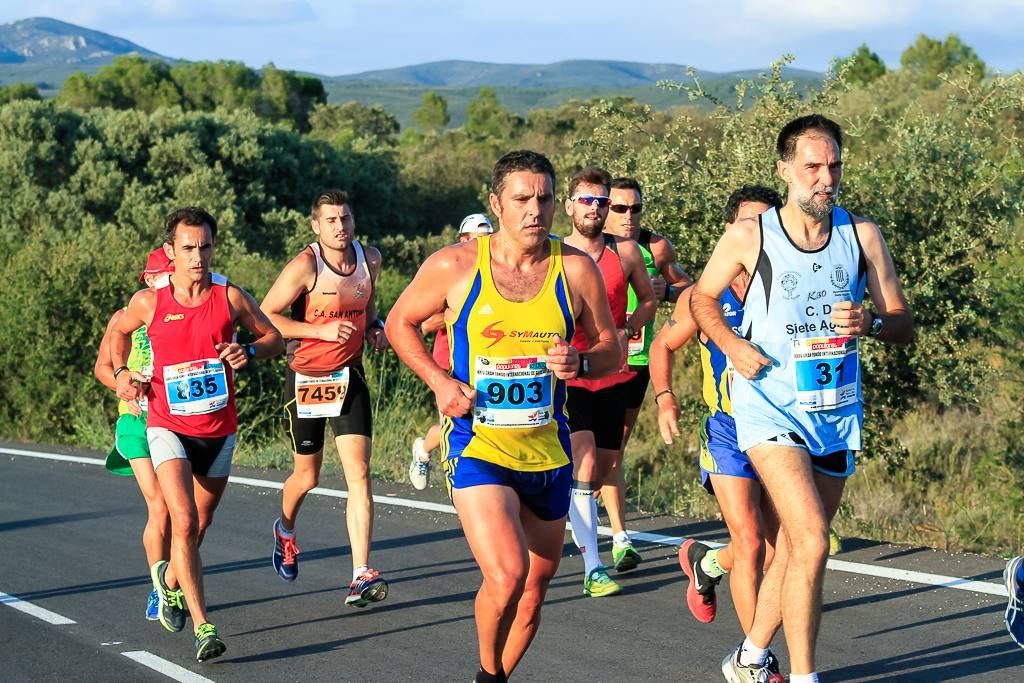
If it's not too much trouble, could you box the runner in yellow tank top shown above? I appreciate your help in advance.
[386,150,622,683]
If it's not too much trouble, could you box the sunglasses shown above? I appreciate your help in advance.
[610,203,643,214]
[570,194,611,208]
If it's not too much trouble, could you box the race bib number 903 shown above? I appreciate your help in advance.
[791,336,860,412]
[164,359,229,416]
[473,356,553,428]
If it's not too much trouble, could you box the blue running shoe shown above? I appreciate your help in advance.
[272,519,300,582]
[1004,555,1024,648]
[145,589,159,621]
[346,568,388,608]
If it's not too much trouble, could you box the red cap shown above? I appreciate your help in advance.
[139,248,174,282]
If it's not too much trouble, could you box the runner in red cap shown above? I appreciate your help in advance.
[94,248,175,622]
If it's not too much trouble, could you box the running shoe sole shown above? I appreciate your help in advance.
[346,577,389,608]
[612,546,642,572]
[195,634,227,662]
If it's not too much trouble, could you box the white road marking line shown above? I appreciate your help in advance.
[3,446,1009,598]
[0,590,76,624]
[122,651,216,683]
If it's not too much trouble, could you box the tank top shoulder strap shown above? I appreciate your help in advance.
[638,228,653,247]
[211,273,228,287]
[602,233,617,253]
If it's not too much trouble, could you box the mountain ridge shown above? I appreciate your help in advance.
[0,17,163,65]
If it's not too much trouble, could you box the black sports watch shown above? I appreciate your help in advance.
[245,343,257,360]
[868,313,883,338]
[578,353,590,378]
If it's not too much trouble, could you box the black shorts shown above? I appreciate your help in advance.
[567,383,628,450]
[623,365,651,410]
[284,364,372,455]
[766,432,856,477]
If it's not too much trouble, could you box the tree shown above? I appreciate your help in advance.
[901,33,986,86]
[411,90,450,134]
[0,82,42,105]
[464,87,522,142]
[835,44,886,86]
[309,102,400,147]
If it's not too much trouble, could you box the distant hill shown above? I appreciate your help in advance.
[0,17,163,64]
[330,59,821,89]
[0,17,823,123]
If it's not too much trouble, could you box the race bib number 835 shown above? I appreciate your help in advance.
[164,359,229,416]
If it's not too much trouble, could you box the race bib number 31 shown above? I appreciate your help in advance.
[295,369,349,419]
[473,356,553,429]
[792,336,860,412]
[164,359,229,416]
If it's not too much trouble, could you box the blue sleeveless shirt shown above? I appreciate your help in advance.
[731,206,867,455]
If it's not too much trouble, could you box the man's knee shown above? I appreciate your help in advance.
[787,525,829,564]
[169,507,199,540]
[730,526,766,570]
[484,566,529,607]
[289,465,320,492]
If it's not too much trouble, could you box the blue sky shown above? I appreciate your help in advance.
[2,0,1022,76]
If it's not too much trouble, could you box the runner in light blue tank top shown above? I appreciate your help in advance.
[732,205,867,455]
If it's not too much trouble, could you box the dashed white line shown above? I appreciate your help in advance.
[0,590,76,625]
[2,446,1009,598]
[122,651,216,683]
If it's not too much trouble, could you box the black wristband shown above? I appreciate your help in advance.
[369,319,385,330]
[664,285,676,302]
[654,389,675,401]
[113,365,130,379]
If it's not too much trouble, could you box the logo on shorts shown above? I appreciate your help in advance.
[780,271,800,300]
[163,313,185,323]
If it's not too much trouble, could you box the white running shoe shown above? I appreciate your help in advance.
[409,437,431,490]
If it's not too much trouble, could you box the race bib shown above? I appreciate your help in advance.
[473,356,553,429]
[164,359,229,416]
[627,325,646,356]
[791,336,860,411]
[294,369,349,419]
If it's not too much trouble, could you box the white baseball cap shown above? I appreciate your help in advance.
[459,213,494,234]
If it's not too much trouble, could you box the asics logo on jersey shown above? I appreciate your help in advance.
[481,322,560,349]
[163,313,185,323]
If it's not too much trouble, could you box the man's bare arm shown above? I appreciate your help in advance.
[563,249,622,377]
[259,252,321,340]
[618,238,657,332]
[857,218,913,344]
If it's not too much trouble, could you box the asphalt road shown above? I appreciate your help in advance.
[1,442,1022,682]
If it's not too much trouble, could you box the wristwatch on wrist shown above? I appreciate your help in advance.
[622,324,635,339]
[245,343,257,360]
[868,313,883,338]
[578,354,590,378]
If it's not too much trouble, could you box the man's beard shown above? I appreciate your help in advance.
[574,216,605,238]
[797,186,837,222]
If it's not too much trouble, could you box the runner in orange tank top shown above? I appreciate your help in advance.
[562,166,656,597]
[111,207,283,663]
[260,189,391,608]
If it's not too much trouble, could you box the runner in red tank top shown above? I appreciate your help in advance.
[110,207,283,663]
[260,189,392,608]
[562,167,656,596]
[408,213,495,491]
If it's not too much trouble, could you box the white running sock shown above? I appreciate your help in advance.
[352,564,369,583]
[568,482,601,574]
[738,637,769,667]
[612,531,630,547]
[789,674,819,683]
[276,518,296,538]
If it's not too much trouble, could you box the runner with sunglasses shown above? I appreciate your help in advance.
[600,177,691,571]
[563,167,656,597]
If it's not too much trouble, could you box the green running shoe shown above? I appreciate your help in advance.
[612,542,642,572]
[828,527,843,556]
[150,560,187,633]
[583,566,622,597]
[194,622,226,662]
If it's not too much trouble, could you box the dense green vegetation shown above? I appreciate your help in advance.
[1,34,1021,554]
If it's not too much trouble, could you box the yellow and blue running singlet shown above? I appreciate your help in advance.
[698,287,744,418]
[442,235,575,472]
